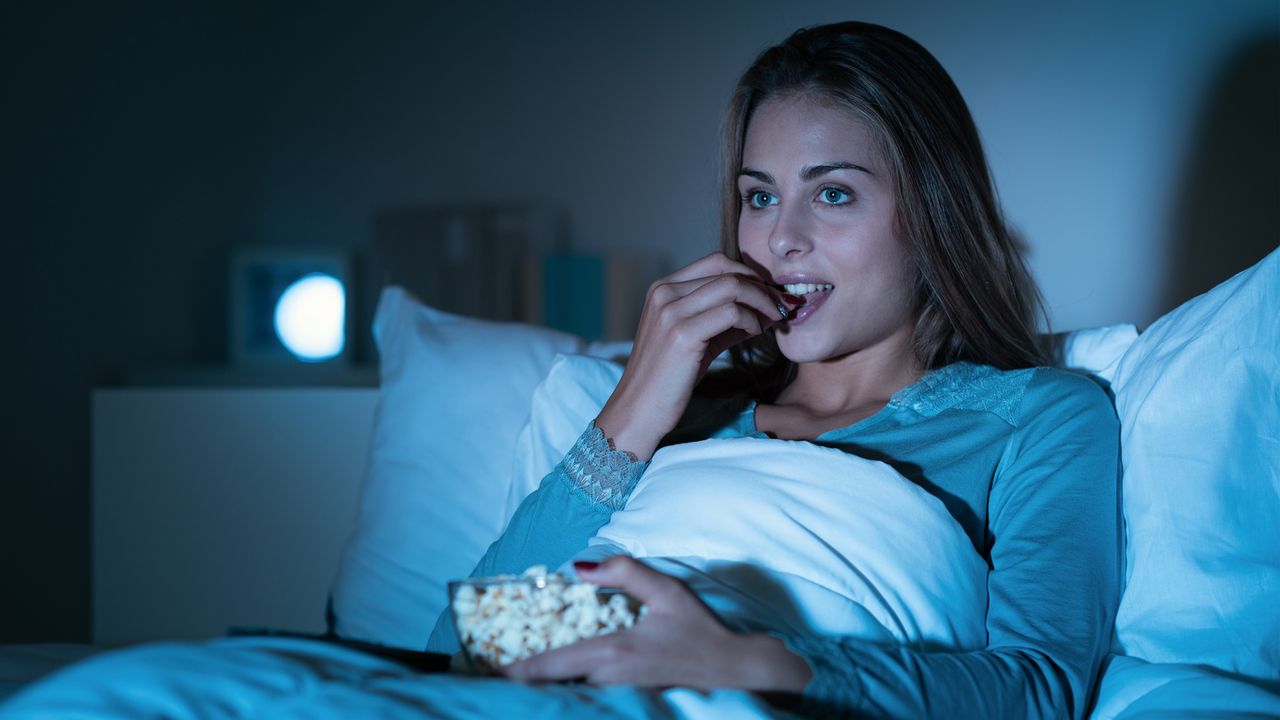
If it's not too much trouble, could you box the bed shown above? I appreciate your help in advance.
[1,248,1276,718]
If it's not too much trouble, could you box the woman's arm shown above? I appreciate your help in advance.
[506,372,1120,719]
[596,252,792,461]
[472,421,647,576]
[425,421,646,653]
[429,253,786,653]
[781,372,1122,719]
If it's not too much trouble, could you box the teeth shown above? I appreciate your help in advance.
[782,282,834,295]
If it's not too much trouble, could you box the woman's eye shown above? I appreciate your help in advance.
[819,187,851,205]
[745,191,777,209]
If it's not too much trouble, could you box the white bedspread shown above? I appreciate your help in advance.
[584,437,989,651]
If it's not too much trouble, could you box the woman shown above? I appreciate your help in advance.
[430,21,1120,719]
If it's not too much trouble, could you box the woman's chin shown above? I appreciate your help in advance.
[775,337,833,365]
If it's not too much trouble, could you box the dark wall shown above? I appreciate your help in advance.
[1163,32,1280,310]
[1,2,267,642]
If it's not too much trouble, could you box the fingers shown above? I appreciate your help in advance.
[672,302,783,364]
[673,273,788,327]
[506,558,742,690]
[661,252,761,284]
[504,557,688,683]
[650,252,782,306]
[649,272,780,317]
[501,633,616,683]
[646,276,786,356]
[576,556,688,608]
[640,253,795,357]
[602,251,788,459]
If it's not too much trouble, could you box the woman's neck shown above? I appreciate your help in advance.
[775,334,923,418]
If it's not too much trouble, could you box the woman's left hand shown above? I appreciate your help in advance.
[500,556,812,692]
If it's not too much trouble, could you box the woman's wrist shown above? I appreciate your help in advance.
[735,633,813,694]
[595,397,663,462]
[561,420,650,511]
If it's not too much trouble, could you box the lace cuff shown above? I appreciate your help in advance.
[561,420,648,511]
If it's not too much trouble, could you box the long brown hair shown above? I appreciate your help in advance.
[716,22,1048,400]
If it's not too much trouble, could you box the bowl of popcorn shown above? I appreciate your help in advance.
[449,565,643,673]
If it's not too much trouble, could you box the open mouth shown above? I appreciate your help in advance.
[780,282,834,296]
[775,281,834,326]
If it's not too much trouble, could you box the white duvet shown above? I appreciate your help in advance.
[580,437,989,651]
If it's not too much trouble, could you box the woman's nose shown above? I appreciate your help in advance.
[767,207,814,257]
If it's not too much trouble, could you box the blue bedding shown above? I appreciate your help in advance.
[0,637,793,719]
[4,638,1278,718]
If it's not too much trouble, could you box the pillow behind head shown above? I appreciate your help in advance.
[507,353,625,513]
[1047,323,1139,386]
[1110,247,1279,677]
[329,287,587,648]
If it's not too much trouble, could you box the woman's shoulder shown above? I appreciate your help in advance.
[894,361,1114,428]
[1017,365,1119,430]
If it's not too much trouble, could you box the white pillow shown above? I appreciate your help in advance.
[1054,323,1139,385]
[1110,247,1279,677]
[329,287,589,648]
[507,354,626,513]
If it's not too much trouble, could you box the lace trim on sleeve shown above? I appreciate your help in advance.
[561,420,648,511]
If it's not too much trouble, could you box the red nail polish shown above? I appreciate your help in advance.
[573,561,599,571]
[782,293,805,305]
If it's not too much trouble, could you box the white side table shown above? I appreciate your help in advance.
[91,388,377,646]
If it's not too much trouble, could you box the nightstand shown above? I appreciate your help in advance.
[91,387,377,646]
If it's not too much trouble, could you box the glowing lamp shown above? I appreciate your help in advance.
[229,249,351,367]
[273,274,346,362]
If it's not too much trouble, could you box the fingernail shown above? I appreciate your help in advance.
[782,293,804,305]
[573,561,599,571]
[775,302,790,320]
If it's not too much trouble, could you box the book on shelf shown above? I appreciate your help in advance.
[374,204,665,339]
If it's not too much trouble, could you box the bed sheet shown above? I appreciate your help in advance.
[0,636,797,719]
[11,643,1280,718]
[0,644,105,704]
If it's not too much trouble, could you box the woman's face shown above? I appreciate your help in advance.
[737,93,916,366]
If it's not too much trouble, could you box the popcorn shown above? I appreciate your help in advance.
[450,565,642,672]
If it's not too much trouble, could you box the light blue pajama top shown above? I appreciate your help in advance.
[427,361,1122,720]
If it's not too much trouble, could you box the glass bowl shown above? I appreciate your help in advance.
[448,571,641,673]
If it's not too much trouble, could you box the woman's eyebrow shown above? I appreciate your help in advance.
[738,162,873,184]
[801,162,873,180]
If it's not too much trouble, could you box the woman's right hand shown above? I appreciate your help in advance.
[595,252,793,461]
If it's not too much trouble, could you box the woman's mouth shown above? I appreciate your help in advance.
[778,282,834,326]
[780,282,834,296]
